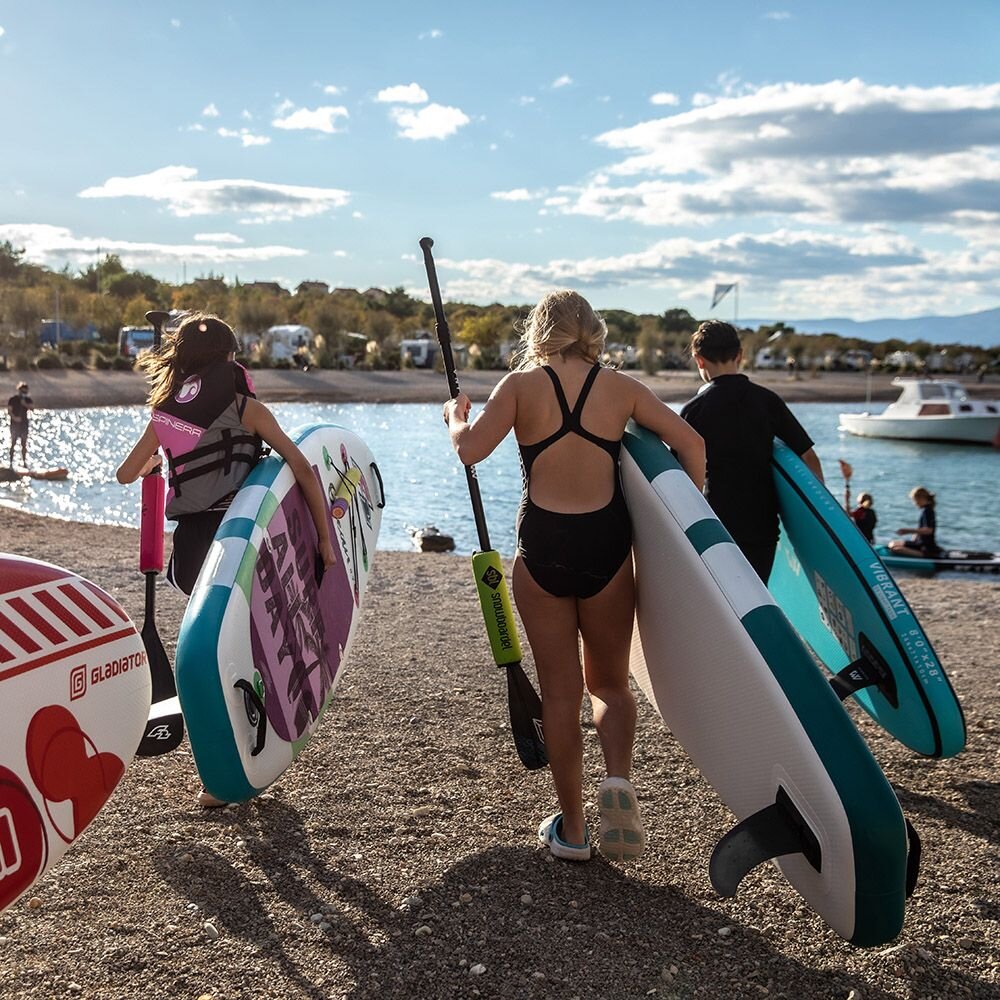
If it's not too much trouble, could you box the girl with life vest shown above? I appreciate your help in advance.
[117,313,337,593]
[443,291,705,862]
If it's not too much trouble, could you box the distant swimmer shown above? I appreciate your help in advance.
[681,321,824,583]
[116,312,337,807]
[850,492,878,543]
[444,290,705,863]
[7,380,33,467]
[888,486,941,558]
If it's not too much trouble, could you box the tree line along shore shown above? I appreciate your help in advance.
[2,241,997,379]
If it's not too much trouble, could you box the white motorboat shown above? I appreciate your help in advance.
[839,378,1000,445]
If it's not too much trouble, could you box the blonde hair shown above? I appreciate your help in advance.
[511,290,607,371]
[137,312,239,409]
[909,486,936,504]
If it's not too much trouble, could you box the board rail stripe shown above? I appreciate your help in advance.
[0,608,42,655]
[0,626,137,683]
[685,517,733,556]
[8,595,67,644]
[58,583,114,630]
[34,589,89,638]
[80,581,130,622]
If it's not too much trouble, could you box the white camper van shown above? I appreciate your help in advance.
[400,337,439,369]
[265,324,313,362]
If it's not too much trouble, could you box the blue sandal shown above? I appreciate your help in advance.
[537,812,592,861]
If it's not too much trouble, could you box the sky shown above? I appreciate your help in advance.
[1,1,999,320]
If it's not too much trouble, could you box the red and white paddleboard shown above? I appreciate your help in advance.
[0,554,150,913]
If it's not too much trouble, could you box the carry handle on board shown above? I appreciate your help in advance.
[419,236,547,772]
[234,679,268,757]
[135,309,184,758]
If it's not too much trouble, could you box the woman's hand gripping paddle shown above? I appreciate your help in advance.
[420,237,547,771]
[135,310,184,757]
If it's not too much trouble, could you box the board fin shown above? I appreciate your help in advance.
[710,787,821,898]
[829,632,899,708]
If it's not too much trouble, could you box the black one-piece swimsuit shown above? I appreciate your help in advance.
[516,365,632,599]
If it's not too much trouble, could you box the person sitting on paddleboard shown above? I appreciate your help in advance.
[680,321,824,583]
[850,492,878,544]
[7,381,33,468]
[116,313,337,806]
[443,290,705,862]
[888,486,941,558]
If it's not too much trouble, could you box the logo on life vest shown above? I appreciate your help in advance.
[175,376,202,403]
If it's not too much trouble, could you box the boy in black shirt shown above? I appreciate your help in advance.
[680,321,823,582]
[7,381,33,467]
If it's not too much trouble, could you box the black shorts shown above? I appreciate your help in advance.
[166,509,227,596]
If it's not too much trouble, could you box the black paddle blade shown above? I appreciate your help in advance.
[135,615,184,757]
[505,664,548,770]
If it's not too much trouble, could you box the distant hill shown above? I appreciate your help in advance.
[740,306,1000,349]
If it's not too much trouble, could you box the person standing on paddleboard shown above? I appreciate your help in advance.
[116,312,337,805]
[681,320,824,583]
[7,381,33,468]
[850,492,878,544]
[443,291,705,862]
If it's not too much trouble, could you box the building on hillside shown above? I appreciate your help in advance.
[363,287,388,304]
[296,281,329,296]
[244,281,290,297]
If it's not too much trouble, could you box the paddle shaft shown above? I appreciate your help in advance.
[419,238,491,552]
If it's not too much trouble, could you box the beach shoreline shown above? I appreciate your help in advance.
[0,506,997,999]
[6,366,998,409]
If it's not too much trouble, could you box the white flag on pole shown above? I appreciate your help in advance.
[711,283,736,309]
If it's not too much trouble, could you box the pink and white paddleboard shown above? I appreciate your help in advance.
[0,555,150,913]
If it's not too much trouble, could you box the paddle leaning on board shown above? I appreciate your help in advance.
[420,236,547,772]
[133,310,184,757]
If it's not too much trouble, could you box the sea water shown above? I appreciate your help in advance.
[2,401,997,556]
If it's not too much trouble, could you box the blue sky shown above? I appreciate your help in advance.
[1,1,999,319]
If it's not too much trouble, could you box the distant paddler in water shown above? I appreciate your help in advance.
[116,311,337,807]
[2,380,68,482]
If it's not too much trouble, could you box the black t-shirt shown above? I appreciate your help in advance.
[851,505,877,542]
[680,374,813,546]
[8,394,31,423]
[916,505,938,553]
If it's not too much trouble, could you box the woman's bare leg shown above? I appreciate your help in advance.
[579,558,636,779]
[512,557,587,845]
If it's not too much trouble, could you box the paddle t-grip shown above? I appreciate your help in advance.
[140,472,165,573]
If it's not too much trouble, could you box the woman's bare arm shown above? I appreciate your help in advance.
[116,421,161,484]
[444,374,517,466]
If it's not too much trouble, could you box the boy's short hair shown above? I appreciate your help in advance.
[690,320,741,364]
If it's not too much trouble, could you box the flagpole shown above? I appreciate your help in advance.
[734,282,739,329]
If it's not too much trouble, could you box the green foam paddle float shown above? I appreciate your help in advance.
[420,236,548,771]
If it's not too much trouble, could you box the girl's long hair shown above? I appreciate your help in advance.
[137,312,239,409]
[510,290,607,371]
[910,486,936,505]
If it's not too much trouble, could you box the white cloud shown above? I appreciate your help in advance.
[390,103,470,141]
[517,96,536,106]
[322,84,343,96]
[552,75,573,89]
[0,26,7,38]
[202,103,220,118]
[764,10,792,20]
[540,79,1000,232]
[376,83,429,105]
[183,123,206,133]
[272,106,349,134]
[274,98,295,116]
[351,211,364,219]
[194,232,244,243]
[218,127,271,147]
[0,223,307,269]
[78,166,351,222]
[650,92,679,106]
[419,28,443,40]
[333,250,348,257]
[170,18,181,28]
[491,188,540,202]
[241,109,253,120]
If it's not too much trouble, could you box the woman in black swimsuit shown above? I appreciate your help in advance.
[444,291,704,862]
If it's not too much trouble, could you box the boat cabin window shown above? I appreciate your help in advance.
[918,383,945,399]
[943,384,968,402]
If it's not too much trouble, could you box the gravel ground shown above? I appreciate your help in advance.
[0,506,997,1000]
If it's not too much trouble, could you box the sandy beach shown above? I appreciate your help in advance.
[7,366,999,409]
[0,505,997,1000]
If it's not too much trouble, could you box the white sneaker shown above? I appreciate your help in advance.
[597,777,645,861]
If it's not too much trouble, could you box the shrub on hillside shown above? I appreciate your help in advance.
[111,355,134,371]
[34,352,64,369]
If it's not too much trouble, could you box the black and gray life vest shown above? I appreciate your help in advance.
[151,361,263,518]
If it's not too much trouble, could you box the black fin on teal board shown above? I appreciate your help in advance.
[829,632,899,708]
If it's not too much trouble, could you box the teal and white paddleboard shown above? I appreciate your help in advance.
[622,423,915,947]
[769,442,965,759]
[176,424,384,803]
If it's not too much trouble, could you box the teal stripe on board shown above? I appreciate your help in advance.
[740,604,906,946]
[623,421,678,481]
[686,518,732,556]
[216,517,255,543]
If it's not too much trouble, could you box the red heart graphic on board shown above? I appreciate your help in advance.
[25,706,125,844]
[0,766,48,912]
